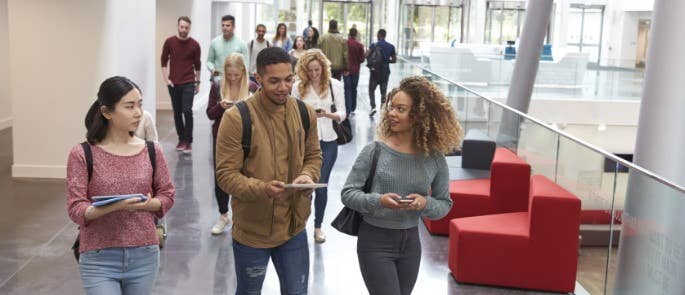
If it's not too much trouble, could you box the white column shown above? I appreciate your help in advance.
[9,0,157,178]
[0,0,11,130]
[615,0,685,293]
[504,0,553,113]
[498,0,553,145]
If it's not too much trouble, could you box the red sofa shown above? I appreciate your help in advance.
[424,148,531,234]
[448,175,581,293]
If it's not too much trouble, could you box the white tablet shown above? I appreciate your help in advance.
[283,183,328,189]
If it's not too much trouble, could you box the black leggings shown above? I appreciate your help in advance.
[212,137,230,214]
[357,221,421,295]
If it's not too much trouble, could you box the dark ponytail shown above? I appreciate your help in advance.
[84,76,141,144]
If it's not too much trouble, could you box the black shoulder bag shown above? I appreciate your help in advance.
[331,142,380,236]
[329,83,353,145]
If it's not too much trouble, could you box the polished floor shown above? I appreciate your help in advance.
[0,64,588,294]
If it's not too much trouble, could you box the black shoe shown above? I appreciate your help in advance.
[369,108,377,116]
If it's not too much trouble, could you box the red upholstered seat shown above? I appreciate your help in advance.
[448,175,581,293]
[424,148,530,234]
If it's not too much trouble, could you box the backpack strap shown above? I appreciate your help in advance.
[236,100,310,160]
[81,142,93,182]
[296,99,310,135]
[146,141,157,182]
[236,101,252,160]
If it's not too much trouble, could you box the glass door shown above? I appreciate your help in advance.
[399,2,464,58]
[485,1,526,45]
[320,0,372,45]
[567,4,605,65]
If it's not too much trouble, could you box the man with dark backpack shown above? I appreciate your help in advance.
[367,29,396,116]
[248,24,271,83]
[215,47,322,294]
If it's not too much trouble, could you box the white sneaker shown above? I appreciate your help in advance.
[211,215,230,235]
[314,228,326,243]
[369,108,377,116]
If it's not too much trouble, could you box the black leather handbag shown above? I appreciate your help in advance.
[329,84,352,145]
[331,142,380,236]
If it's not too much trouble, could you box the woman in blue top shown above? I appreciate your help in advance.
[273,23,293,52]
[341,76,463,295]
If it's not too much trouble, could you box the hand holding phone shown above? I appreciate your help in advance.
[393,196,414,204]
[220,100,234,109]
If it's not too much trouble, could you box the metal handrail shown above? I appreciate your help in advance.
[398,56,685,194]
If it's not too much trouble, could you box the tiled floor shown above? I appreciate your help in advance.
[0,62,592,294]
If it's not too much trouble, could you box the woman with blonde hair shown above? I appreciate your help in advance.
[206,53,250,235]
[341,76,463,295]
[291,49,346,243]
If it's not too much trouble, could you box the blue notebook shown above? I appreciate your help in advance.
[92,194,147,207]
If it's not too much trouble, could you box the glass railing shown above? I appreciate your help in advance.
[408,49,645,101]
[398,57,685,294]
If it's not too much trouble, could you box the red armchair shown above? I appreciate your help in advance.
[424,148,531,234]
[448,175,581,293]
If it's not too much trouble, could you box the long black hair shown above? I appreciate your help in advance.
[85,76,141,144]
[306,27,319,49]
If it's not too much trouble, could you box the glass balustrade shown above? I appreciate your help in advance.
[401,57,685,294]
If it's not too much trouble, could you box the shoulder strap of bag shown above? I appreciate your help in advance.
[363,142,381,193]
[81,142,93,182]
[328,83,337,113]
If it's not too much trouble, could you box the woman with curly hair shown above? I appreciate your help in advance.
[291,49,346,243]
[341,76,462,295]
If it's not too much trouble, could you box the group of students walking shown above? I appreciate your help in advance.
[66,13,463,295]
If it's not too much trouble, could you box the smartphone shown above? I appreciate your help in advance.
[222,100,235,108]
[394,196,414,204]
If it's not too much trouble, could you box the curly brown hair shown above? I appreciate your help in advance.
[378,76,463,155]
[294,49,331,98]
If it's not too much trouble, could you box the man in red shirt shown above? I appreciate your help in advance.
[344,27,366,115]
[161,16,201,154]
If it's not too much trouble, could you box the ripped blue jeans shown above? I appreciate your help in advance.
[232,231,309,295]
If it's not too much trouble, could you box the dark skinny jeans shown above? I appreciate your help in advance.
[357,220,421,295]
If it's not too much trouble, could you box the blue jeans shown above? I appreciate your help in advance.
[343,74,360,114]
[78,245,160,295]
[232,231,309,295]
[315,140,338,228]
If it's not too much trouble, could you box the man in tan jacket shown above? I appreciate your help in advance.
[215,47,322,294]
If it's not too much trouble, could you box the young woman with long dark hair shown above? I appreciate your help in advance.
[66,76,175,295]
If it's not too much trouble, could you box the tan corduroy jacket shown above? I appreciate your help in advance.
[215,90,322,248]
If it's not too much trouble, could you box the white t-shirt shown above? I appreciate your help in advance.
[249,39,270,75]
[292,79,346,142]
